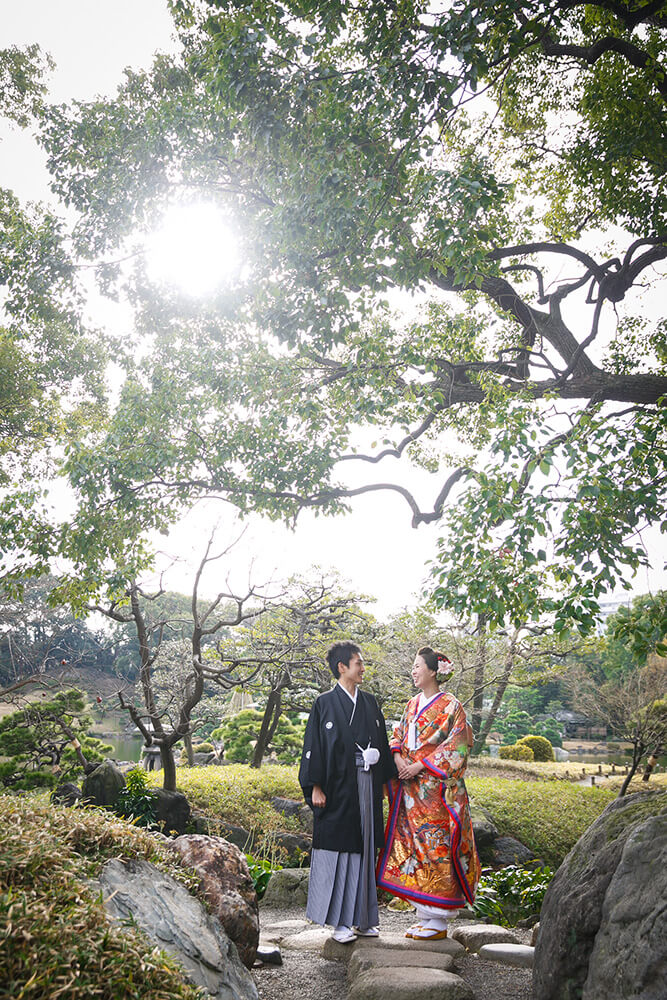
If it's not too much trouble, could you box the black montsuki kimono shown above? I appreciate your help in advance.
[299,684,396,853]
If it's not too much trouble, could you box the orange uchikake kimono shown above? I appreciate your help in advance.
[376,690,481,909]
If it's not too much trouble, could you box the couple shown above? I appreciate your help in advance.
[299,641,481,944]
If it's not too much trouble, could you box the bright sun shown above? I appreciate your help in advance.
[146,203,240,297]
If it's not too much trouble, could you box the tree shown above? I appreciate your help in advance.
[568,656,667,795]
[215,574,376,767]
[3,4,666,640]
[0,687,111,790]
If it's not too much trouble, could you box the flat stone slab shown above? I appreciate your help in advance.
[450,923,522,952]
[280,927,331,951]
[349,967,474,1000]
[349,949,455,979]
[254,944,282,966]
[259,918,310,942]
[478,943,535,968]
[323,930,464,962]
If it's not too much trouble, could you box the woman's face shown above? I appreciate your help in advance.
[411,654,435,690]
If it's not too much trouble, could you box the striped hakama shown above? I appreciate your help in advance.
[306,757,378,930]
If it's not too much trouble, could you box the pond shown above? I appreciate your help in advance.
[100,734,143,763]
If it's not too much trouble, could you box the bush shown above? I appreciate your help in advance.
[0,794,204,1000]
[472,865,554,926]
[468,777,617,868]
[192,742,214,754]
[499,743,534,761]
[517,734,555,762]
[115,767,157,828]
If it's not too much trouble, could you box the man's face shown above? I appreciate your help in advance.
[339,651,364,687]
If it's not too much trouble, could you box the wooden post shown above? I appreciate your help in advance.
[590,776,596,786]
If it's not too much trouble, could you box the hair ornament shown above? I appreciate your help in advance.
[436,655,452,675]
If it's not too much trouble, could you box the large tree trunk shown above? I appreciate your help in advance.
[160,740,177,792]
[251,673,289,768]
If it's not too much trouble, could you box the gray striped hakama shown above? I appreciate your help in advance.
[306,758,378,930]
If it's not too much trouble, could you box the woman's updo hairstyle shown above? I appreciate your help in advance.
[418,646,452,676]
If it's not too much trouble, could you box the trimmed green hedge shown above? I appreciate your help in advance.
[467,777,617,868]
[499,743,534,761]
[517,734,555,762]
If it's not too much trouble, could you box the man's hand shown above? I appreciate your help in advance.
[312,784,326,808]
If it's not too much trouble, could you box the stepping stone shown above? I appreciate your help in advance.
[254,944,282,966]
[450,923,521,952]
[349,966,474,1000]
[281,927,331,951]
[478,943,534,968]
[348,949,455,979]
[260,918,310,942]
[323,930,464,962]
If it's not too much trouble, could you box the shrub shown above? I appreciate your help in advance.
[517,734,555,762]
[472,865,554,926]
[499,743,534,761]
[245,852,282,900]
[468,777,617,868]
[115,766,157,828]
[192,742,214,754]
[0,794,204,1000]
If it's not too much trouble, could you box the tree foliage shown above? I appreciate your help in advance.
[1,3,665,639]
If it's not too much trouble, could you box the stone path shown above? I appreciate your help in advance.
[258,917,535,1000]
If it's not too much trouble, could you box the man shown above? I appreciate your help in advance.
[299,641,396,943]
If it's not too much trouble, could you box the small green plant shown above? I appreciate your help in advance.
[245,852,282,899]
[517,734,555,762]
[499,743,534,761]
[192,742,214,754]
[472,865,554,926]
[115,767,157,828]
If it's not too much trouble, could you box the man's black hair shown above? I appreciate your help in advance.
[326,641,361,679]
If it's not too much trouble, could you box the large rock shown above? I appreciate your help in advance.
[583,811,667,999]
[81,759,125,808]
[262,866,310,907]
[97,857,257,1000]
[150,788,191,835]
[51,782,82,807]
[533,789,667,1000]
[170,835,259,970]
[484,835,539,868]
[469,804,499,848]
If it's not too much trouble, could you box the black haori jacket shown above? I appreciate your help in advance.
[299,684,396,853]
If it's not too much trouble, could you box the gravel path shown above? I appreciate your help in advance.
[253,903,534,1000]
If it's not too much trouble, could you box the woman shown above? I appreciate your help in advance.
[376,646,481,939]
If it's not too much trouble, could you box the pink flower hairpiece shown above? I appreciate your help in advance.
[436,656,452,674]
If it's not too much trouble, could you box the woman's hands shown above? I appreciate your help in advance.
[394,753,424,781]
[312,784,326,808]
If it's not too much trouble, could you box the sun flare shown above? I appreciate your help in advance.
[146,202,240,297]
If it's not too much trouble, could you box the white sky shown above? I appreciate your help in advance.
[2,1,664,618]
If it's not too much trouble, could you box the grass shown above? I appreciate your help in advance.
[0,793,205,1000]
[467,777,618,867]
[467,756,621,781]
[149,763,304,836]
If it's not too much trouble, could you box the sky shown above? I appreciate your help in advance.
[1,1,664,619]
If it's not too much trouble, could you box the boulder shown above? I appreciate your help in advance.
[583,811,667,1000]
[533,789,667,1000]
[254,944,282,966]
[449,923,521,952]
[217,821,253,853]
[97,857,257,1000]
[469,804,499,848]
[81,759,125,808]
[271,796,303,817]
[51,782,82,807]
[150,788,191,835]
[170,835,259,970]
[483,835,539,868]
[272,830,311,865]
[262,866,310,907]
